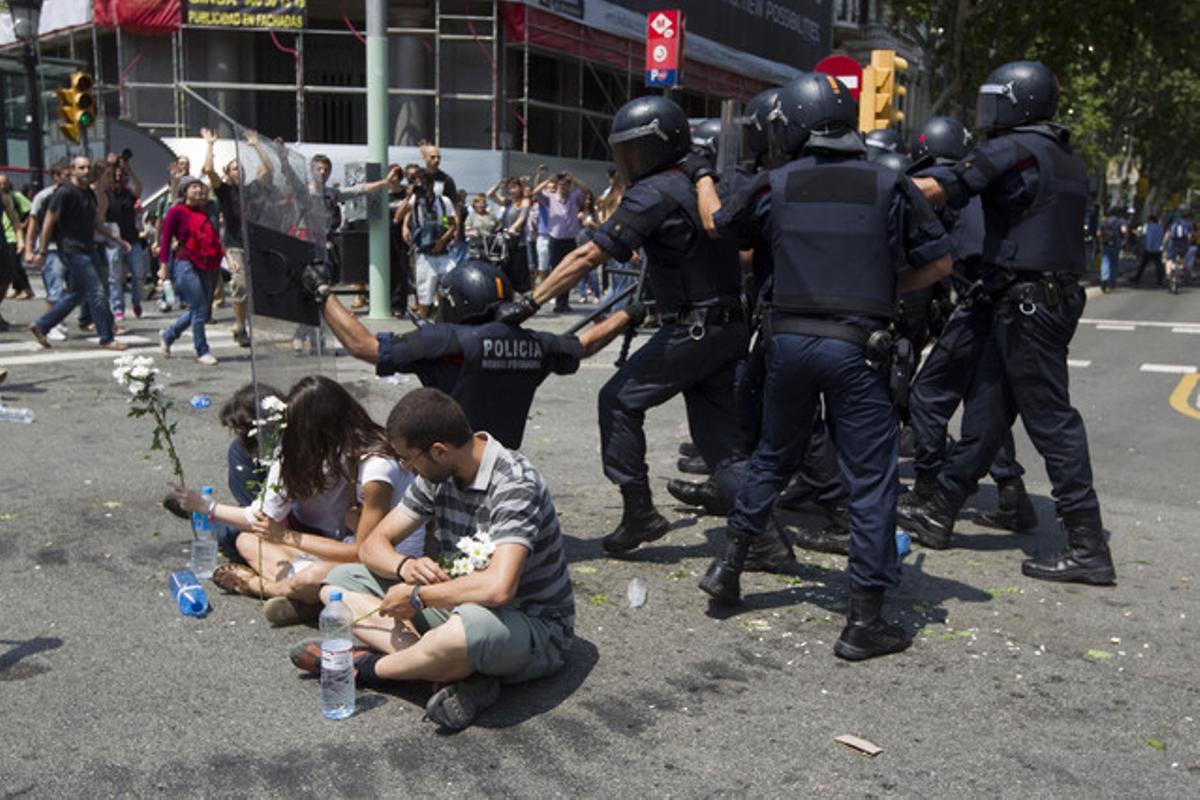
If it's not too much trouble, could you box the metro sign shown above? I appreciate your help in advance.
[645,9,685,88]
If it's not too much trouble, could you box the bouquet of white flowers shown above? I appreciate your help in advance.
[112,354,185,487]
[447,530,497,577]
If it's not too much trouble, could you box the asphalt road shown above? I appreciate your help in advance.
[1,275,1198,797]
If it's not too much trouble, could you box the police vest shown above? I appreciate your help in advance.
[619,169,741,312]
[768,156,898,320]
[451,321,572,450]
[982,131,1088,274]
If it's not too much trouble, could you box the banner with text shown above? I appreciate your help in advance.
[186,0,306,31]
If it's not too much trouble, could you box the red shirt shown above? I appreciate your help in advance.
[160,203,224,272]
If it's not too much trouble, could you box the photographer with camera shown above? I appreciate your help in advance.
[403,168,458,320]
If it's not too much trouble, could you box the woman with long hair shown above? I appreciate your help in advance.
[170,375,424,625]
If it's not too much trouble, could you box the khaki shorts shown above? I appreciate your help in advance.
[226,247,247,304]
[323,563,564,684]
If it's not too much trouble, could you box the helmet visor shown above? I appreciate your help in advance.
[976,81,1016,131]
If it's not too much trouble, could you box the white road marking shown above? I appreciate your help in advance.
[1171,327,1200,335]
[1082,317,1200,331]
[1067,359,1092,368]
[1139,363,1198,375]
[1095,323,1135,331]
[0,339,249,367]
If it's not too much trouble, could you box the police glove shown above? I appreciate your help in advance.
[300,261,333,304]
[622,300,647,328]
[679,151,717,184]
[494,292,540,325]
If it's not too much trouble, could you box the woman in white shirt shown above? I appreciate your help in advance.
[171,376,423,625]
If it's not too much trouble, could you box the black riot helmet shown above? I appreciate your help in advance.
[864,128,905,160]
[741,87,784,167]
[776,73,859,157]
[608,95,691,184]
[975,60,1059,132]
[690,118,723,158]
[436,260,512,324]
[911,116,973,163]
[874,151,911,174]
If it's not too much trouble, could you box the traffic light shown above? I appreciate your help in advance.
[858,49,908,132]
[56,71,96,144]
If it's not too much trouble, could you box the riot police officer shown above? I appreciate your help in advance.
[864,127,905,161]
[696,73,953,662]
[900,61,1116,585]
[302,259,632,450]
[496,95,766,562]
[902,115,1035,534]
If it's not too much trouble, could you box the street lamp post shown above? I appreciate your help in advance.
[9,0,44,192]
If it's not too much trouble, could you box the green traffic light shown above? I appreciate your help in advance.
[79,111,93,127]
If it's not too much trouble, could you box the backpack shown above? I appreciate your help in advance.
[183,207,224,270]
[412,194,449,253]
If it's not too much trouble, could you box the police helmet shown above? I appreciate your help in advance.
[608,95,691,184]
[436,260,512,324]
[690,118,723,158]
[911,116,973,163]
[864,128,905,160]
[874,151,911,174]
[976,60,1059,132]
[776,73,858,157]
[741,87,785,167]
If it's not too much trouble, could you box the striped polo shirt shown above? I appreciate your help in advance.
[399,433,576,648]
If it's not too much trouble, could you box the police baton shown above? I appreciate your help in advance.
[615,259,651,368]
[565,281,639,336]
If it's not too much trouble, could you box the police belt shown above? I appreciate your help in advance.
[658,301,745,329]
[997,271,1080,314]
[766,313,871,346]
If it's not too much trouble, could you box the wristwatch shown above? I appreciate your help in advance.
[409,584,425,612]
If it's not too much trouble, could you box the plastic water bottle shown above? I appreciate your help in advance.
[189,487,217,579]
[162,279,177,309]
[895,529,913,560]
[189,394,211,410]
[168,569,209,617]
[0,401,35,424]
[627,577,647,608]
[320,591,356,720]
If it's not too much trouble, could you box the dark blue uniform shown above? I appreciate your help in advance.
[907,172,1025,488]
[722,154,950,590]
[375,320,584,450]
[591,168,749,502]
[930,125,1098,518]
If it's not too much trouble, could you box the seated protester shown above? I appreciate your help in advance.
[291,388,575,731]
[169,375,423,625]
[302,258,636,450]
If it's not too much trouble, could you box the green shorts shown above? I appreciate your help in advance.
[323,564,564,685]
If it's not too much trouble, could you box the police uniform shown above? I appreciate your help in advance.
[900,106,1116,584]
[591,167,749,506]
[375,320,584,450]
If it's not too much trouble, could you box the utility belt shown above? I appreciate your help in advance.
[996,271,1081,315]
[766,311,895,371]
[659,299,745,341]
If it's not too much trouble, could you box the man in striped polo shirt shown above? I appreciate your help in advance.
[300,387,575,730]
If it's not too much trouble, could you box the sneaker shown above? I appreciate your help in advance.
[46,326,67,342]
[265,596,320,626]
[424,674,501,730]
[196,353,219,366]
[159,331,172,357]
[113,325,129,337]
[158,300,171,313]
[0,368,7,385]
[291,338,305,352]
[99,340,128,351]
[29,323,50,349]
[233,328,251,348]
[114,311,125,321]
[132,304,143,318]
[79,322,96,333]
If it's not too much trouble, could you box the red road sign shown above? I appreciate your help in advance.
[814,54,863,101]
[645,9,684,88]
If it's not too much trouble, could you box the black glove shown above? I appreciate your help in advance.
[679,151,717,184]
[493,293,540,325]
[300,261,333,304]
[622,300,647,328]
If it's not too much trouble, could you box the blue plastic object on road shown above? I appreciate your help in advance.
[189,394,212,410]
[191,486,214,535]
[896,529,913,560]
[169,569,209,617]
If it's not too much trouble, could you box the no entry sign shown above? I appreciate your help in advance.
[814,54,863,101]
[645,10,685,88]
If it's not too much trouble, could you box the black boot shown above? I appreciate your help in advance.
[602,485,670,555]
[896,484,963,550]
[820,500,850,528]
[834,583,912,661]
[743,519,796,572]
[699,529,751,605]
[791,521,850,556]
[1021,509,1116,585]
[676,453,711,475]
[898,425,917,459]
[678,441,701,459]
[666,478,731,516]
[897,472,938,511]
[973,477,1038,532]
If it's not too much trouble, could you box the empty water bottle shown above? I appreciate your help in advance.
[189,394,211,410]
[320,591,356,719]
[169,569,209,617]
[627,577,647,608]
[161,279,177,310]
[895,529,913,560]
[0,401,34,424]
[189,487,217,579]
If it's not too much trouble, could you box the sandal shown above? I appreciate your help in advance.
[211,563,261,596]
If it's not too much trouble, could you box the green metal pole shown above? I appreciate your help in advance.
[366,0,390,319]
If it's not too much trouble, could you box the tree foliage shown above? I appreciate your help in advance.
[889,0,1200,199]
